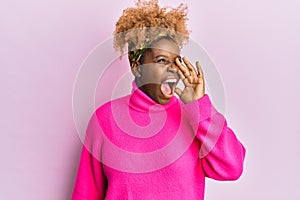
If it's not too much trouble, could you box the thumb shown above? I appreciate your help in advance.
[175,87,183,97]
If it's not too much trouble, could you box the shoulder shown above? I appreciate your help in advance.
[94,94,130,119]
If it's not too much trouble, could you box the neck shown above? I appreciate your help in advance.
[134,79,171,105]
[129,81,177,112]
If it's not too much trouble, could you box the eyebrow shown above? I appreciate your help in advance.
[154,55,168,59]
[154,55,181,60]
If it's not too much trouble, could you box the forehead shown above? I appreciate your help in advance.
[150,38,180,56]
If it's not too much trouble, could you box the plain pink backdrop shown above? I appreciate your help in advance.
[1,0,299,199]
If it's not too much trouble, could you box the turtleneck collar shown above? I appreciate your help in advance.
[128,80,178,112]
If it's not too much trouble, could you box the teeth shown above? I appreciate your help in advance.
[164,78,177,83]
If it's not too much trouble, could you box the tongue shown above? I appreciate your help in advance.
[161,82,172,98]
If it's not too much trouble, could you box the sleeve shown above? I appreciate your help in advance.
[183,94,246,181]
[71,112,107,200]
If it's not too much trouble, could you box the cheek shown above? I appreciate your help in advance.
[142,66,164,82]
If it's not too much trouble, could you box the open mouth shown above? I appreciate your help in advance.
[160,78,177,98]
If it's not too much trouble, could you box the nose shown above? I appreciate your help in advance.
[167,62,178,73]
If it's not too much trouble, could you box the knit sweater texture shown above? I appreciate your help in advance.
[72,81,246,200]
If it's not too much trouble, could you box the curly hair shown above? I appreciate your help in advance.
[113,0,190,58]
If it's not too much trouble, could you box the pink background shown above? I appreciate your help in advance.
[1,0,299,199]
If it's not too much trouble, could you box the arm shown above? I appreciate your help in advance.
[184,94,246,180]
[72,112,107,199]
[175,57,245,180]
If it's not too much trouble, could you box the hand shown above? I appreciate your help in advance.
[174,57,205,104]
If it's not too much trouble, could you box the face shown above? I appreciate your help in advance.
[134,38,181,104]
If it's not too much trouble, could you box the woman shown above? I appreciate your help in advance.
[72,1,246,199]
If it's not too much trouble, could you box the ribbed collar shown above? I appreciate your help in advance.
[128,81,178,112]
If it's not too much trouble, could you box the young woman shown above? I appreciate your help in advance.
[71,1,246,199]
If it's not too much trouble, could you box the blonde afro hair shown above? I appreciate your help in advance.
[113,0,190,57]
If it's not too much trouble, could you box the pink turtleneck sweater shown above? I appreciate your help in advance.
[72,81,246,200]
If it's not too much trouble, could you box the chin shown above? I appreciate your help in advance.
[157,95,172,105]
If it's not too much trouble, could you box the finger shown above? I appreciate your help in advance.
[175,87,183,96]
[185,74,202,84]
[196,61,204,78]
[177,69,190,86]
[188,76,198,83]
[183,57,197,76]
[175,57,190,77]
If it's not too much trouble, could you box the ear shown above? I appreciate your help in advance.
[131,62,141,78]
[128,53,141,78]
